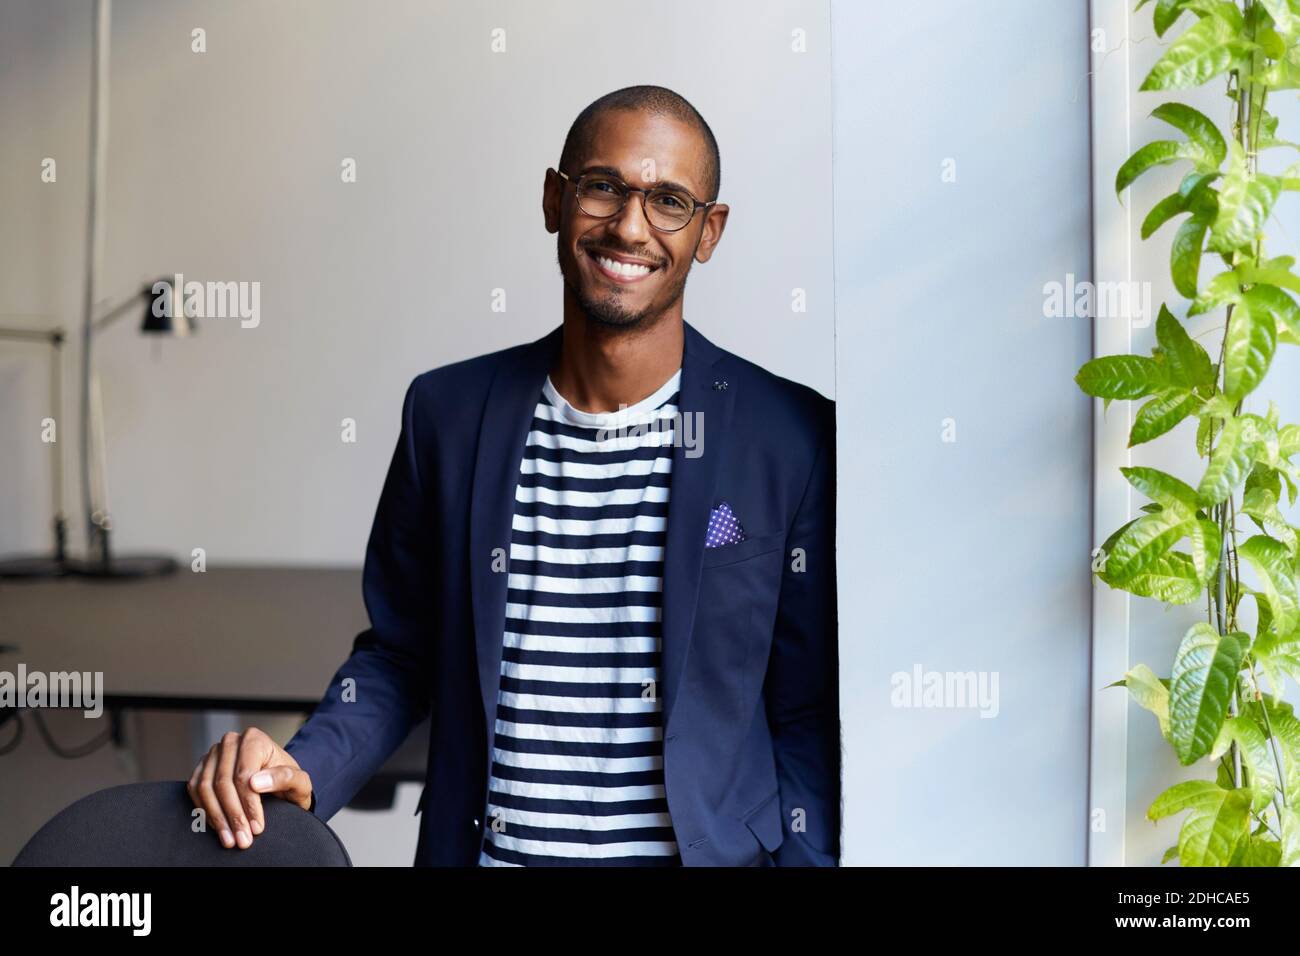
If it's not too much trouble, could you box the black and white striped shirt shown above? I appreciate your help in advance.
[477,370,683,866]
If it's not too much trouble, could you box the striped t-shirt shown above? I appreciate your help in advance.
[477,369,683,866]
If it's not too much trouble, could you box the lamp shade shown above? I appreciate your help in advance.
[140,278,196,335]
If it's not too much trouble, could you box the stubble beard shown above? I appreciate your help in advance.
[560,242,687,334]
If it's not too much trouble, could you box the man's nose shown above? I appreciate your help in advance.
[608,190,654,244]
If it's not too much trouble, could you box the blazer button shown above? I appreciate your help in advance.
[472,818,480,829]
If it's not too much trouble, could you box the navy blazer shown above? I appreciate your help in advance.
[284,321,839,866]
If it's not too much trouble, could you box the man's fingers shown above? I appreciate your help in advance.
[215,732,253,849]
[249,764,313,810]
[197,745,234,849]
[234,729,274,837]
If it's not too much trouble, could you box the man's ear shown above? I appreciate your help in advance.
[543,168,562,234]
[693,204,729,263]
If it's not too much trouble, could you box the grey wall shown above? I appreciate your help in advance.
[0,0,834,565]
[832,0,1095,864]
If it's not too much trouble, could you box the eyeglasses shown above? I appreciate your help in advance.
[556,168,716,233]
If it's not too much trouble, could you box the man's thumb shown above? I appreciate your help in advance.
[250,765,306,795]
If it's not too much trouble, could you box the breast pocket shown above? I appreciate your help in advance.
[700,529,785,569]
[695,530,787,721]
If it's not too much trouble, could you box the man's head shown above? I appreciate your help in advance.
[544,85,729,332]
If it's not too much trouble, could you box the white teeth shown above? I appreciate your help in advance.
[596,255,652,278]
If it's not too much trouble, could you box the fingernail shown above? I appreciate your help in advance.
[221,829,234,848]
[250,819,263,835]
[236,830,251,848]
[251,771,272,790]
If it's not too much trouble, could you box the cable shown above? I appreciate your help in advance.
[0,711,23,755]
[30,709,114,759]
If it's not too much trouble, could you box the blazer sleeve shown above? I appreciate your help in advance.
[764,404,840,866]
[284,375,437,820]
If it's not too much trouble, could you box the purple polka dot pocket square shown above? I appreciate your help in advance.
[704,501,748,548]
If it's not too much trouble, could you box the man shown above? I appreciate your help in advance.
[187,85,839,866]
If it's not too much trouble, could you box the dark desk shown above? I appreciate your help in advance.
[0,567,428,806]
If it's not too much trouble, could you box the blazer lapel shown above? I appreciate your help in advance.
[470,326,561,745]
[660,322,733,734]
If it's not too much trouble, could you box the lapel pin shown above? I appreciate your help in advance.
[712,381,728,391]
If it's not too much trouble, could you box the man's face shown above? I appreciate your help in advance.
[545,110,728,331]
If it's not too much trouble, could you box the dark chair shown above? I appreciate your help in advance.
[12,781,352,866]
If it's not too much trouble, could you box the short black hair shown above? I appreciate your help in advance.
[558,85,720,202]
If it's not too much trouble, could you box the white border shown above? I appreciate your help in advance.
[1087,0,1136,868]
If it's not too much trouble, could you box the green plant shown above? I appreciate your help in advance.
[1077,0,1300,865]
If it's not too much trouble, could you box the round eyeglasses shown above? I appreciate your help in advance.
[556,168,716,233]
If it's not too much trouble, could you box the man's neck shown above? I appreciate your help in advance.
[549,309,685,414]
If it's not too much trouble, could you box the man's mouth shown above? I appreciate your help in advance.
[585,248,661,284]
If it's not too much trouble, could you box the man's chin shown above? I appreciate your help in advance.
[577,294,652,331]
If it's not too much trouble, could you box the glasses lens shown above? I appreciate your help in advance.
[646,187,695,231]
[576,174,626,218]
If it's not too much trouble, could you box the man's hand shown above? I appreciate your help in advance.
[186,727,314,849]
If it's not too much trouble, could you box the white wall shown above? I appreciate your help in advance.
[833,0,1095,864]
[0,0,833,565]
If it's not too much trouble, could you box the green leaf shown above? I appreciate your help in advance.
[1104,507,1193,584]
[1223,294,1278,401]
[1125,551,1204,603]
[1124,663,1173,740]
[1148,779,1230,819]
[1197,413,1217,456]
[1188,270,1242,314]
[1245,696,1300,803]
[1143,192,1191,238]
[1173,217,1212,298]
[1213,716,1278,812]
[1188,517,1223,583]
[1246,460,1284,502]
[1156,304,1216,387]
[1282,424,1300,457]
[1198,415,1258,505]
[1280,807,1300,866]
[1259,0,1296,36]
[1121,465,1201,512]
[1116,141,1204,195]
[1151,0,1193,37]
[1238,534,1300,635]
[1131,389,1203,445]
[1184,0,1244,31]
[1243,283,1300,340]
[1170,785,1248,868]
[1170,622,1248,764]
[1209,141,1281,254]
[1141,14,1248,90]
[1152,102,1228,166]
[1230,835,1282,866]
[1243,412,1280,466]
[1238,255,1300,295]
[1242,485,1298,554]
[1076,354,1167,399]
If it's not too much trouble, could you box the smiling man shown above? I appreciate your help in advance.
[187,85,839,867]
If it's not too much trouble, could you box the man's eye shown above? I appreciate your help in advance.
[654,193,688,210]
[589,180,619,194]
